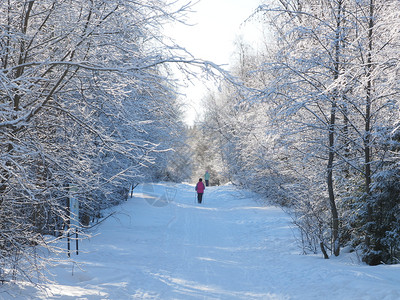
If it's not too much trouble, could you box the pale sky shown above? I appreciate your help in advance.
[165,0,264,125]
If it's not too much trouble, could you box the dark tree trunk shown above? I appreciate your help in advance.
[364,0,374,247]
[326,0,344,258]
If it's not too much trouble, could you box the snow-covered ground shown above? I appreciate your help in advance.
[3,183,400,299]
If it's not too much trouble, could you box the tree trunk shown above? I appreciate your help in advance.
[320,242,329,259]
[326,0,344,258]
[327,105,340,257]
[364,0,374,247]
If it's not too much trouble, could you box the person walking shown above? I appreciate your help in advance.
[195,178,205,204]
[204,170,210,187]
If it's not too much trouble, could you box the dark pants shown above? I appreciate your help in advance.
[205,180,209,187]
[197,193,203,203]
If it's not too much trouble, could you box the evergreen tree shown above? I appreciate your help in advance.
[356,126,400,265]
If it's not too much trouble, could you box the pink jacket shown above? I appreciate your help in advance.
[196,181,205,193]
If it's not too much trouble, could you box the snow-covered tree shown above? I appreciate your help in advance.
[354,125,400,265]
[199,0,400,263]
[0,0,194,282]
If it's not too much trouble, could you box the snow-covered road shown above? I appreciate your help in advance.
[6,183,400,299]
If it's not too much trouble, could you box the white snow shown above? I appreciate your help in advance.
[3,183,400,299]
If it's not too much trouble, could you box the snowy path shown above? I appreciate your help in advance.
[6,183,400,299]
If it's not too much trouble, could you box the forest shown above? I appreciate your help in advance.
[0,0,399,286]
[195,0,400,266]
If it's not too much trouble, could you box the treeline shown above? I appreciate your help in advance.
[198,0,400,265]
[0,0,192,282]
